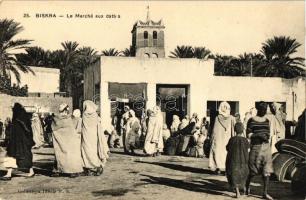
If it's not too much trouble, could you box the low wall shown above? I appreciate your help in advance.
[0,94,72,120]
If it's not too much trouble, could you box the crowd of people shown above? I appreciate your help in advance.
[0,99,302,200]
[0,100,109,180]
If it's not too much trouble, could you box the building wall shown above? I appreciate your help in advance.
[84,59,101,102]
[10,66,60,93]
[0,94,72,120]
[85,56,305,130]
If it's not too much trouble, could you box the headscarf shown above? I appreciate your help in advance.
[218,101,231,118]
[171,115,181,133]
[59,103,69,113]
[73,109,81,118]
[12,103,31,132]
[129,109,136,118]
[83,100,98,115]
[272,102,282,112]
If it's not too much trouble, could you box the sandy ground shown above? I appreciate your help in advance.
[0,147,303,200]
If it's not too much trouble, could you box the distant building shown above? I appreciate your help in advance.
[10,66,61,97]
[84,13,306,131]
[0,66,71,120]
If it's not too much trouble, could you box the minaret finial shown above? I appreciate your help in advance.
[146,5,150,22]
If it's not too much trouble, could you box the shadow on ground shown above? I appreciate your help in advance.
[92,188,137,197]
[140,174,232,197]
[135,160,214,174]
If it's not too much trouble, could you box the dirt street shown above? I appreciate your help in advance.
[0,147,302,200]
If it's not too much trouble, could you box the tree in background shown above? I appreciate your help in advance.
[0,18,33,96]
[169,45,194,58]
[102,48,120,56]
[15,46,51,67]
[193,47,212,60]
[255,36,305,78]
[120,46,136,57]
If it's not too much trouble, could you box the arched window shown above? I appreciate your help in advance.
[144,53,150,58]
[153,31,157,46]
[144,31,148,39]
[144,31,148,46]
[153,31,157,39]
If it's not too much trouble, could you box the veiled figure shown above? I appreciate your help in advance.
[52,104,83,175]
[209,102,236,173]
[144,106,163,156]
[125,110,141,154]
[31,113,44,148]
[81,100,109,175]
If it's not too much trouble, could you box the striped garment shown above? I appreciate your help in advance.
[247,117,270,145]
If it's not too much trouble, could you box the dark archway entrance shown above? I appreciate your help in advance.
[156,84,189,128]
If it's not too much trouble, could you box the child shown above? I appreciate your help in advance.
[162,124,171,144]
[226,122,250,198]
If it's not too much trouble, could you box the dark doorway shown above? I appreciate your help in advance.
[156,84,189,128]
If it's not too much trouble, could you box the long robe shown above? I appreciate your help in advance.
[7,115,34,169]
[157,112,164,152]
[209,115,235,171]
[266,113,283,154]
[226,136,250,188]
[81,106,109,169]
[52,115,83,173]
[125,117,141,151]
[144,113,163,155]
[31,116,45,148]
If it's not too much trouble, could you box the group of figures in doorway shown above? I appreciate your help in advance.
[109,105,210,157]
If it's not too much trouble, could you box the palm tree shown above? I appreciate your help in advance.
[193,47,212,60]
[255,36,305,78]
[213,54,238,76]
[102,48,120,56]
[169,45,194,58]
[60,41,79,95]
[0,19,33,83]
[49,50,65,68]
[72,46,98,108]
[16,46,51,66]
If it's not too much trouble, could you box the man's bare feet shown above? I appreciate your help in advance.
[263,194,273,200]
[235,187,240,198]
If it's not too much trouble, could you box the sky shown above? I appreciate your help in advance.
[0,0,305,57]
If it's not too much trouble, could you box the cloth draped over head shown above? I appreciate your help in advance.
[272,102,282,112]
[12,103,31,132]
[171,115,181,132]
[81,100,109,168]
[7,103,35,169]
[83,100,98,115]
[59,103,69,113]
[129,109,136,118]
[73,109,81,118]
[218,101,231,118]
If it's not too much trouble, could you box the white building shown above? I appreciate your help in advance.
[11,66,60,95]
[84,14,306,131]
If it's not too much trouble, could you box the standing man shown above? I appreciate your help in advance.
[120,105,130,152]
[246,102,273,200]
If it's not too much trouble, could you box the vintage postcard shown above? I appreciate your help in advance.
[0,1,305,200]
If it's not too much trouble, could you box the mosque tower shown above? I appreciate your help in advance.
[131,6,165,58]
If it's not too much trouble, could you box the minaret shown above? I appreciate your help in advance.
[131,7,165,58]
